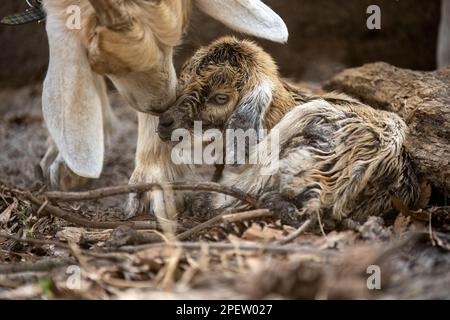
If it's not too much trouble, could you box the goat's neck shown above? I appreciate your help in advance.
[263,80,311,129]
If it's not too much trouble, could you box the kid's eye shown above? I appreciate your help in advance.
[210,94,229,105]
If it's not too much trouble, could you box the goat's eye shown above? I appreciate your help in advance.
[210,94,230,105]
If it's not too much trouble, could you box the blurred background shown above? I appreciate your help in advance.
[0,0,442,88]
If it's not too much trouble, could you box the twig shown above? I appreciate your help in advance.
[36,198,48,216]
[429,211,437,246]
[275,219,312,245]
[177,215,225,241]
[5,183,259,232]
[43,182,259,207]
[177,209,272,241]
[0,231,70,250]
[26,192,158,230]
[222,209,273,223]
[316,211,327,238]
[118,241,336,258]
[0,232,128,260]
[103,209,273,246]
[0,257,75,274]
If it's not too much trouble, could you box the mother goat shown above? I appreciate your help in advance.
[40,0,288,217]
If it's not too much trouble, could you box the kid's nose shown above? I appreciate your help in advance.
[158,113,175,141]
[159,113,174,128]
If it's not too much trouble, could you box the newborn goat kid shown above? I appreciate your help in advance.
[158,37,420,227]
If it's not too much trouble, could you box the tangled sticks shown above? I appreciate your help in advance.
[2,182,312,245]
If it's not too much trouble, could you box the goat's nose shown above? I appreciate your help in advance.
[159,114,174,128]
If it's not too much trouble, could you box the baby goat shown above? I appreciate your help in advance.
[158,37,420,227]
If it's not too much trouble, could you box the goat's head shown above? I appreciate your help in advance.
[86,0,189,114]
[158,37,294,141]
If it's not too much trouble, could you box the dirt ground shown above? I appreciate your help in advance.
[0,85,449,300]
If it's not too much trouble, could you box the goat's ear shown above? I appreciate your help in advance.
[195,0,288,43]
[224,80,273,165]
[42,16,104,178]
[226,80,273,137]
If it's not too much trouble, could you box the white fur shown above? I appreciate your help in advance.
[216,99,331,209]
[43,13,104,178]
[195,0,289,43]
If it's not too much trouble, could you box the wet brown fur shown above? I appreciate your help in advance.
[44,0,192,75]
[160,37,420,225]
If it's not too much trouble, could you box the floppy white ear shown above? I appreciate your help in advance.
[195,0,288,43]
[42,15,104,179]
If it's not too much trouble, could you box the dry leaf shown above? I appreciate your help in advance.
[136,246,177,273]
[0,284,42,299]
[242,224,284,242]
[0,199,17,225]
[136,247,173,261]
[227,233,254,245]
[417,180,432,209]
[315,231,357,250]
[56,227,84,243]
[393,214,411,236]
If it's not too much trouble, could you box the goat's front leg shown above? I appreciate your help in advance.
[124,113,188,219]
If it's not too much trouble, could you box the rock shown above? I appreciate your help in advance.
[325,62,450,192]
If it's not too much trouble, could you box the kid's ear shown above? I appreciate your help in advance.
[195,0,289,43]
[226,80,273,134]
[225,80,273,164]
